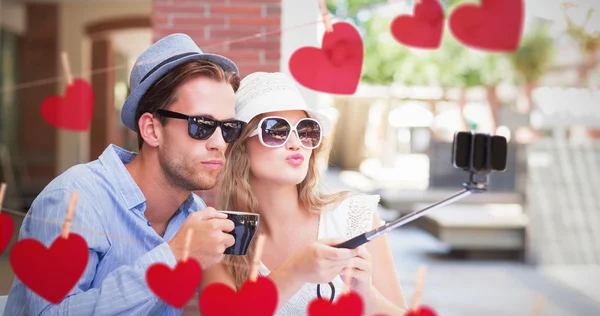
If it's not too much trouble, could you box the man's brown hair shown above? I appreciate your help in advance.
[134,60,241,149]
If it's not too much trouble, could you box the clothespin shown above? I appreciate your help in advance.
[0,182,6,213]
[61,192,78,239]
[317,0,334,32]
[182,229,193,262]
[249,234,265,282]
[61,51,73,85]
[410,265,427,311]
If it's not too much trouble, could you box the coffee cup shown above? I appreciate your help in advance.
[219,211,260,256]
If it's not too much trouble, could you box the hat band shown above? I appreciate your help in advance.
[139,52,200,84]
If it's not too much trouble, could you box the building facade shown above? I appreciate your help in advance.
[0,0,324,209]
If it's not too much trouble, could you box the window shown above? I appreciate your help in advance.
[0,28,20,160]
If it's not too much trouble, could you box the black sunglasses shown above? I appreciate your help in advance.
[156,109,246,143]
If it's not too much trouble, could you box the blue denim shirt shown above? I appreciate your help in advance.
[4,144,206,315]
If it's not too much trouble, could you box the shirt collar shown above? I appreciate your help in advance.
[98,144,146,210]
[182,193,207,214]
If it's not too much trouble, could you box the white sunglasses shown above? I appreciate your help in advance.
[249,116,323,149]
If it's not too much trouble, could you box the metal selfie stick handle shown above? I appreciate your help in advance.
[317,132,506,299]
[335,173,488,249]
[333,130,508,249]
[317,179,487,300]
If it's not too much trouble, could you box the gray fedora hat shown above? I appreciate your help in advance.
[121,33,239,131]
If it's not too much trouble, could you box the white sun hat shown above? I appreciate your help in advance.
[235,72,332,136]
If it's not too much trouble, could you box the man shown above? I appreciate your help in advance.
[4,33,246,315]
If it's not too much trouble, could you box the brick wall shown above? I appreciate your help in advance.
[91,38,116,161]
[151,0,281,76]
[19,3,59,186]
[151,0,282,207]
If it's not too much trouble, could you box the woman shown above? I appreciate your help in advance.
[200,72,408,315]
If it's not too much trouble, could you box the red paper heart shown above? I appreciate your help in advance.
[289,22,363,95]
[199,276,278,316]
[146,258,202,309]
[40,79,94,131]
[391,0,444,49]
[404,306,438,316]
[307,292,363,316]
[1,212,14,255]
[9,233,89,304]
[449,0,524,52]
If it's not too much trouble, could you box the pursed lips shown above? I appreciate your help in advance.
[285,154,304,166]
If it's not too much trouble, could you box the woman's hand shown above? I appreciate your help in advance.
[285,238,359,285]
[267,239,359,312]
[340,246,377,313]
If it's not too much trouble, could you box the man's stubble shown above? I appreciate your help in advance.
[158,148,221,192]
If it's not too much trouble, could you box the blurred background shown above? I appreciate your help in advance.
[0,0,599,315]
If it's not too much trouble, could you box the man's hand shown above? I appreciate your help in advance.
[168,207,235,269]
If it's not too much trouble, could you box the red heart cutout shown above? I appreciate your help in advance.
[40,79,94,131]
[289,22,363,95]
[9,233,89,303]
[307,292,363,316]
[146,258,202,309]
[404,306,438,316]
[1,212,14,255]
[391,0,444,49]
[199,276,278,316]
[449,0,524,52]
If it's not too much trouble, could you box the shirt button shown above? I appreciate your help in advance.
[147,221,152,226]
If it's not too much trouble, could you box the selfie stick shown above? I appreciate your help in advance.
[316,132,506,299]
[334,174,487,249]
[318,186,487,301]
[334,131,507,249]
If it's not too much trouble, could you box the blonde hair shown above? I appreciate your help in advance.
[217,113,356,289]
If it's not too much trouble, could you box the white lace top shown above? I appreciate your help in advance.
[258,194,382,316]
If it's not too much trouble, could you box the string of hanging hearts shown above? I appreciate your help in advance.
[3,186,445,316]
[2,189,547,316]
[0,0,524,133]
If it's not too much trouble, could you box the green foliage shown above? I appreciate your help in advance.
[360,16,415,85]
[326,0,552,88]
[565,8,600,54]
[359,13,512,87]
[509,22,555,83]
[510,23,555,82]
